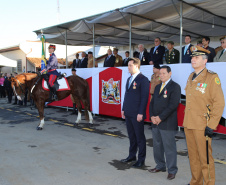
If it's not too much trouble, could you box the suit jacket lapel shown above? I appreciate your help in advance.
[158,80,172,96]
[128,73,142,90]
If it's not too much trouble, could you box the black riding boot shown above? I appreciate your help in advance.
[49,86,58,102]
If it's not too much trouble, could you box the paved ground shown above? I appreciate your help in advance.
[0,98,225,185]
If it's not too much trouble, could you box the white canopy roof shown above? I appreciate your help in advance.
[34,0,226,46]
[0,55,17,67]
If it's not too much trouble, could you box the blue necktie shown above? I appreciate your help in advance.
[184,46,188,55]
[128,76,133,89]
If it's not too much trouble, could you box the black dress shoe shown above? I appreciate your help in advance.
[148,168,166,173]
[132,161,145,168]
[167,173,176,180]
[120,157,136,163]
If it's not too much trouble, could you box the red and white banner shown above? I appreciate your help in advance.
[47,63,226,135]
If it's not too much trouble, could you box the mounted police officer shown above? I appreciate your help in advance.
[41,44,60,101]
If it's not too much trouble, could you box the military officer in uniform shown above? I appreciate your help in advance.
[87,51,97,68]
[184,46,225,185]
[165,41,179,64]
[150,64,161,101]
[113,48,123,67]
[121,57,150,168]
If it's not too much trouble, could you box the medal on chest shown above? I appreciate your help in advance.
[116,58,119,63]
[133,81,137,89]
[163,89,167,98]
[156,50,158,54]
[143,57,145,62]
[187,49,189,55]
[196,83,207,94]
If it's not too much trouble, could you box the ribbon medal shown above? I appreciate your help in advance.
[196,83,207,94]
[156,50,158,54]
[143,57,145,62]
[163,89,167,98]
[187,49,189,54]
[133,81,137,89]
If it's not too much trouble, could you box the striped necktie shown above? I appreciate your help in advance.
[159,83,165,94]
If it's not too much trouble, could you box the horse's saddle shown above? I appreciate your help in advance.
[42,74,70,91]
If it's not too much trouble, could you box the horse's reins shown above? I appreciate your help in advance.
[13,74,27,97]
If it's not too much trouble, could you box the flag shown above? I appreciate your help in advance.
[41,35,46,71]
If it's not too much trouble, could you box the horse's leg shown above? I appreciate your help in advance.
[81,98,93,124]
[74,98,82,124]
[36,100,45,130]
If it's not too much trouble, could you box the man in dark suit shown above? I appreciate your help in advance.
[149,37,165,65]
[103,49,115,67]
[78,52,88,68]
[72,53,81,68]
[121,58,150,168]
[149,66,181,180]
[202,36,216,62]
[136,44,149,65]
[182,35,193,63]
[122,51,130,66]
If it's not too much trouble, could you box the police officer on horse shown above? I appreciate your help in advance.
[41,44,59,101]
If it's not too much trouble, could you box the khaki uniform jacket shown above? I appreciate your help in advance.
[165,48,179,64]
[183,68,225,130]
[114,55,123,67]
[87,57,97,68]
[150,74,161,95]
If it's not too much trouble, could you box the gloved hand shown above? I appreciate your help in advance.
[204,126,214,138]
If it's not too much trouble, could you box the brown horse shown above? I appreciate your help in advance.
[10,73,93,130]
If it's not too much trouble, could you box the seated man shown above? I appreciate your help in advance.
[41,44,60,101]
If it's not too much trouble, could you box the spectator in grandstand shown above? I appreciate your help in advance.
[135,44,149,65]
[214,36,226,62]
[149,38,165,65]
[103,49,115,67]
[113,48,123,67]
[122,51,130,66]
[87,51,98,68]
[182,35,193,63]
[202,36,215,62]
[72,53,80,68]
[78,52,88,68]
[165,41,179,64]
[133,51,139,58]
[197,40,203,47]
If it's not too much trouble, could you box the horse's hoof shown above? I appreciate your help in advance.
[36,127,43,130]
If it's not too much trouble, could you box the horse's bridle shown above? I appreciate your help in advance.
[13,74,27,97]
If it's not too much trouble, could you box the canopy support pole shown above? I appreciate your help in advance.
[65,30,68,68]
[93,24,95,67]
[179,1,183,63]
[129,14,132,58]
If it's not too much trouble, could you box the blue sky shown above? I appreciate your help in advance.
[0,0,143,48]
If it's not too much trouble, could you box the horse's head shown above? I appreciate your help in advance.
[10,73,37,101]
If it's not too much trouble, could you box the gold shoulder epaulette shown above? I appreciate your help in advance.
[207,70,216,74]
